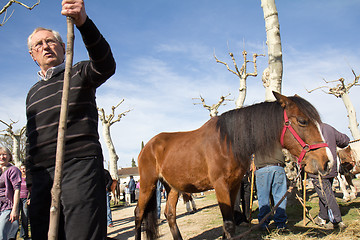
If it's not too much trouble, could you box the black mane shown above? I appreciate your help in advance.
[216,96,321,162]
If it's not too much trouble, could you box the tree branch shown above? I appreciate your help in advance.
[0,0,40,26]
[97,100,132,126]
[307,72,360,98]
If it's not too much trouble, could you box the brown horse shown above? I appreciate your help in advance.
[134,92,333,239]
[337,144,360,201]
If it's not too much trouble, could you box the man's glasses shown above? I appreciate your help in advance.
[32,38,59,52]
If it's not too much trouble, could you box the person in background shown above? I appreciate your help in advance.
[104,169,114,228]
[25,0,116,239]
[12,165,30,240]
[156,180,163,219]
[0,147,21,240]
[182,193,197,215]
[234,168,252,225]
[124,184,131,206]
[129,176,136,203]
[311,122,350,230]
[254,145,287,230]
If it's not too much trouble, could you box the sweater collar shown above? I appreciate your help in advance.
[37,62,65,81]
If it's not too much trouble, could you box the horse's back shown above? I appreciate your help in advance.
[138,117,242,192]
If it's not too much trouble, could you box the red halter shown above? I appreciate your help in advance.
[280,110,328,164]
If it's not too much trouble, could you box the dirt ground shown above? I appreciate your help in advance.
[107,178,360,240]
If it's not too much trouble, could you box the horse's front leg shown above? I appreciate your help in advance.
[213,181,240,239]
[164,189,182,240]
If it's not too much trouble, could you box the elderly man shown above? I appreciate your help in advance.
[25,0,116,239]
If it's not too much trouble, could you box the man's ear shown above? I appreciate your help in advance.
[29,51,36,62]
[29,51,39,66]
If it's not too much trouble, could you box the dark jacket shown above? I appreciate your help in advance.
[320,123,350,178]
[254,144,285,169]
[129,178,136,192]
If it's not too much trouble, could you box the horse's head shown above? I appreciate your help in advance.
[338,146,355,165]
[273,92,333,175]
[338,145,360,174]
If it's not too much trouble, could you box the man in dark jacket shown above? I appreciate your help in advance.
[25,0,116,239]
[311,123,350,229]
[129,175,136,203]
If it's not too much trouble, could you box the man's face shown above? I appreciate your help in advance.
[29,30,65,74]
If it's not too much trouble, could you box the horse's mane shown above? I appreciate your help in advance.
[216,95,321,162]
[288,95,322,124]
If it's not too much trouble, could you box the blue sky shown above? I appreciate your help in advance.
[1,1,360,168]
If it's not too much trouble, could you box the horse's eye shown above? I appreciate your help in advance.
[297,118,308,126]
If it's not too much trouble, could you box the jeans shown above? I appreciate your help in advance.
[156,181,162,219]
[106,192,113,225]
[20,198,29,238]
[9,198,29,239]
[0,209,16,240]
[255,165,287,228]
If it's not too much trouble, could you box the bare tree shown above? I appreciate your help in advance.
[214,50,264,108]
[307,71,360,139]
[0,0,40,26]
[0,119,26,166]
[98,99,132,180]
[193,93,232,117]
[261,0,283,100]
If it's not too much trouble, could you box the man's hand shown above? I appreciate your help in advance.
[61,0,88,27]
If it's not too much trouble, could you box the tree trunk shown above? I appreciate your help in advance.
[341,93,360,160]
[261,0,283,100]
[102,122,119,180]
[235,78,246,108]
[341,93,360,139]
[11,135,21,167]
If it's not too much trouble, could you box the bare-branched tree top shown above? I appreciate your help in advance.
[98,99,132,180]
[307,71,360,140]
[214,50,264,108]
[0,119,26,166]
[193,93,232,117]
[0,0,40,26]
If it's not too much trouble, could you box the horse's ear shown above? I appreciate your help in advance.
[273,91,289,108]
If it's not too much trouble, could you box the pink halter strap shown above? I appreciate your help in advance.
[280,110,328,164]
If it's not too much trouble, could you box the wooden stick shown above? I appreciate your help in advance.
[303,172,307,226]
[295,193,316,225]
[248,158,255,223]
[231,185,294,239]
[48,16,74,240]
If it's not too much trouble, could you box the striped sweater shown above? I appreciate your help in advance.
[25,17,116,181]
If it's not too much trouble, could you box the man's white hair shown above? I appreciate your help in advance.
[27,27,64,51]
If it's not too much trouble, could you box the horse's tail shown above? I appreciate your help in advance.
[143,189,159,239]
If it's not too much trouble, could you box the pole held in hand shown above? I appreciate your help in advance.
[48,16,74,240]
